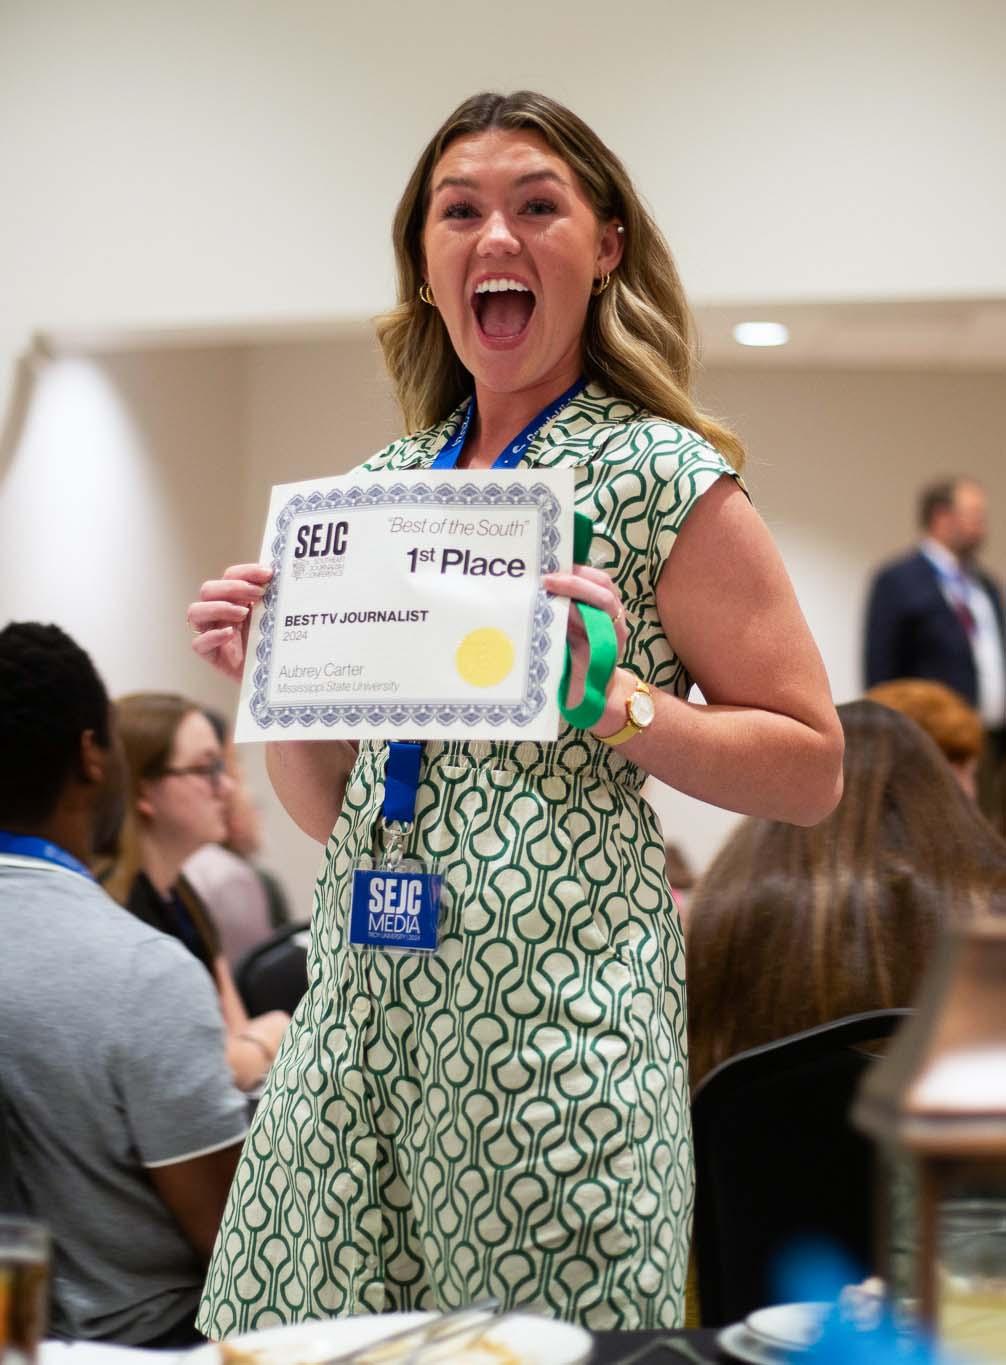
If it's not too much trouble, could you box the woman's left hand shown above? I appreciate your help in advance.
[543,564,630,708]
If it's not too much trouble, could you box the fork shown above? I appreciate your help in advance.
[402,1306,526,1365]
[607,1336,716,1365]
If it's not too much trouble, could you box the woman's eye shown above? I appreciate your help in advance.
[522,198,557,216]
[443,200,478,220]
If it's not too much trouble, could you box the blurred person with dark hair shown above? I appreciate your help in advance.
[863,476,1006,831]
[0,623,247,1345]
[686,699,1006,1088]
[104,692,290,1091]
[866,677,984,800]
[184,708,293,969]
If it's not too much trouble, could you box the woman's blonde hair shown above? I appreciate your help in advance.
[375,91,744,470]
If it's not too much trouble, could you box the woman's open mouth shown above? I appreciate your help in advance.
[472,278,536,342]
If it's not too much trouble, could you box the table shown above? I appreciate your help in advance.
[590,1329,732,1363]
[41,1325,738,1365]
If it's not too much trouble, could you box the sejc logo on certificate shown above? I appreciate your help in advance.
[234,468,574,743]
[349,868,442,952]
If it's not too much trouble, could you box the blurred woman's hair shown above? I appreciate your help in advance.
[102,692,195,904]
[686,699,1006,1086]
[375,89,744,470]
[198,704,264,859]
[865,678,983,768]
[201,704,229,749]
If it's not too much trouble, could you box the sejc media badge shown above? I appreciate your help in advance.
[350,858,443,953]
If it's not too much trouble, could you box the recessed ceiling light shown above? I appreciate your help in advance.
[733,321,790,347]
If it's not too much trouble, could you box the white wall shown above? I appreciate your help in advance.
[644,364,1006,873]
[240,336,400,554]
[235,336,402,907]
[5,341,1005,913]
[0,348,244,710]
[2,0,1004,377]
[4,0,1003,927]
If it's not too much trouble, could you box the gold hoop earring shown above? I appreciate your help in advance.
[419,282,436,307]
[591,272,612,296]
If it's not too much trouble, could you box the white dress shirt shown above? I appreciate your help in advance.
[921,538,1006,729]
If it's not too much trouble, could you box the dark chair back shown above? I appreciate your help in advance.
[691,1008,912,1326]
[235,922,310,1017]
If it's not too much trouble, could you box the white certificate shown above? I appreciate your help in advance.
[234,468,574,742]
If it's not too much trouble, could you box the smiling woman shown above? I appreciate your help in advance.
[376,92,745,471]
[420,130,616,409]
[189,91,843,1335]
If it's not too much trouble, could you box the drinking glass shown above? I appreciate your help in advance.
[0,1218,49,1365]
[938,1197,1006,1363]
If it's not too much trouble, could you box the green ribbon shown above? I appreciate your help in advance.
[557,512,618,729]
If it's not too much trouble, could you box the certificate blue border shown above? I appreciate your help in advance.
[247,479,564,732]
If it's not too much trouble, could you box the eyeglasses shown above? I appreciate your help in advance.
[158,758,227,789]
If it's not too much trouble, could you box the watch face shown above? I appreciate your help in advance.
[628,689,655,728]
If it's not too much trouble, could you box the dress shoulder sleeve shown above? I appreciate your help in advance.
[633,419,748,583]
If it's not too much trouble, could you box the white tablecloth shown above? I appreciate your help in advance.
[42,1343,184,1365]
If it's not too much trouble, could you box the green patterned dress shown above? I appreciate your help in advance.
[198,383,741,1336]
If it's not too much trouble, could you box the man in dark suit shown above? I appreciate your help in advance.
[864,477,1006,831]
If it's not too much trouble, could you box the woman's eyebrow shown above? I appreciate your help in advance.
[432,175,477,194]
[513,169,566,189]
[431,168,567,195]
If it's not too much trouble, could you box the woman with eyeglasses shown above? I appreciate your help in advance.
[105,692,290,1091]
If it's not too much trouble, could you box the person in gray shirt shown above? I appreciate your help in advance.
[0,622,249,1346]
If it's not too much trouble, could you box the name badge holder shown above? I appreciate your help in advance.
[348,377,614,953]
[349,742,443,954]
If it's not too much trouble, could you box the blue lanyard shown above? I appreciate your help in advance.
[0,831,94,881]
[430,377,585,471]
[383,739,424,824]
[384,378,585,828]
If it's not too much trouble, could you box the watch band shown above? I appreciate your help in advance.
[599,679,653,747]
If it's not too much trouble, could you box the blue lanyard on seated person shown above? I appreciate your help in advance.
[0,830,95,880]
[382,376,588,841]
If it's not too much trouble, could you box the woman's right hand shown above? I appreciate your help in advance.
[187,563,272,683]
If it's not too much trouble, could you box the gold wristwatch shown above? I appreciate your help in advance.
[598,677,655,746]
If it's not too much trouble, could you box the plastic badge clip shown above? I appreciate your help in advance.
[557,511,618,729]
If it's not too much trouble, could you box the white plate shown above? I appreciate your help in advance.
[190,1311,592,1365]
[716,1323,790,1365]
[745,1302,830,1350]
[42,1346,176,1365]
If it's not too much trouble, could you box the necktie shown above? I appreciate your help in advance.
[950,572,976,637]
